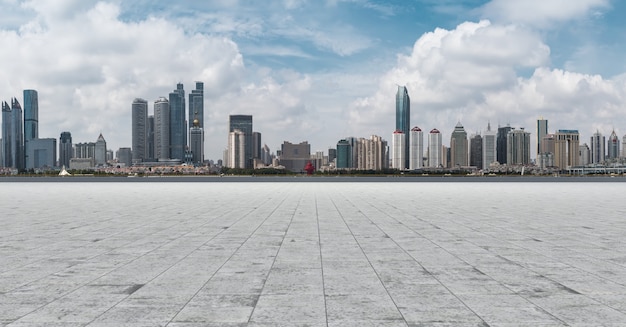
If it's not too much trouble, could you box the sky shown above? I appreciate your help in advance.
[1,0,626,160]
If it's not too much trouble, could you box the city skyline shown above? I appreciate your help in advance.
[1,1,626,160]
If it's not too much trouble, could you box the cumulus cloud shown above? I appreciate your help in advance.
[350,18,626,152]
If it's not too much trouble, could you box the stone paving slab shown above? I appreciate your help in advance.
[1,182,626,326]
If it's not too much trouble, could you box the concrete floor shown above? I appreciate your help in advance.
[1,182,626,326]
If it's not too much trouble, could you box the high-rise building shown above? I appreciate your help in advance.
[261,144,272,165]
[26,138,56,169]
[392,130,405,170]
[189,82,204,161]
[95,133,107,166]
[336,139,352,169]
[579,143,590,166]
[607,130,620,160]
[131,98,148,162]
[506,128,531,165]
[74,142,95,160]
[482,123,496,170]
[590,130,605,164]
[450,122,468,167]
[542,134,556,154]
[253,132,262,160]
[169,83,186,161]
[469,134,483,169]
[279,141,310,172]
[23,90,38,168]
[622,134,626,159]
[409,126,423,170]
[154,97,170,160]
[554,130,580,169]
[356,135,388,170]
[497,125,512,165]
[3,98,25,170]
[227,129,245,168]
[428,128,442,168]
[537,117,548,155]
[147,115,155,160]
[229,115,253,169]
[189,116,204,164]
[2,101,12,168]
[395,86,410,168]
[116,147,132,167]
[59,131,72,168]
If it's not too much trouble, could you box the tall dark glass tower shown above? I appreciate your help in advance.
[497,125,512,165]
[229,115,253,169]
[23,90,38,141]
[169,83,185,161]
[11,98,24,170]
[59,131,72,168]
[1,101,11,168]
[396,86,410,169]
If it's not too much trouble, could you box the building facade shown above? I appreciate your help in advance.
[95,133,107,166]
[469,134,483,169]
[229,115,253,169]
[506,128,531,165]
[392,130,405,170]
[409,126,423,170]
[26,138,56,169]
[537,118,548,155]
[336,139,352,169]
[590,130,605,164]
[59,131,72,168]
[496,125,512,165]
[23,90,38,167]
[554,130,580,169]
[607,130,620,160]
[450,122,468,167]
[227,129,245,168]
[154,97,170,160]
[482,123,496,170]
[428,128,442,168]
[279,141,311,172]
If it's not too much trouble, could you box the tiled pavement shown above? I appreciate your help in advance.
[1,181,626,326]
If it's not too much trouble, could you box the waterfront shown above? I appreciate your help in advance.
[1,182,626,325]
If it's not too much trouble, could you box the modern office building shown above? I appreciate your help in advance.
[336,139,352,169]
[496,124,512,165]
[428,128,442,168]
[450,122,468,167]
[94,133,107,166]
[607,130,620,160]
[189,82,204,161]
[59,131,72,168]
[2,98,25,170]
[482,123,496,170]
[26,138,56,169]
[579,143,590,166]
[469,134,482,169]
[169,83,186,161]
[154,97,170,160]
[537,117,548,155]
[227,129,245,169]
[395,86,410,169]
[409,126,423,170]
[23,90,38,168]
[590,130,605,164]
[554,130,580,169]
[506,128,531,165]
[253,132,262,160]
[279,141,310,172]
[131,98,148,162]
[229,115,253,169]
[392,130,405,170]
[116,147,132,167]
[261,144,272,166]
[189,117,204,164]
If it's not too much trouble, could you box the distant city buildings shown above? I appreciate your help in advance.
[450,122,468,167]
[428,128,442,168]
[396,86,410,169]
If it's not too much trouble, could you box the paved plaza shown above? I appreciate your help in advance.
[1,181,626,326]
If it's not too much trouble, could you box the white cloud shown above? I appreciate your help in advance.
[481,0,609,27]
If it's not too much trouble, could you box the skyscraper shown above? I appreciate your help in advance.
[23,90,38,169]
[497,125,512,165]
[428,128,442,168]
[506,128,531,165]
[579,143,590,166]
[537,117,548,155]
[131,98,148,162]
[392,130,405,170]
[253,132,262,160]
[395,86,410,168]
[95,133,107,166]
[607,130,620,160]
[590,130,605,164]
[482,123,496,170]
[555,130,580,169]
[336,139,352,169]
[169,83,186,161]
[227,129,245,168]
[154,97,170,160]
[189,82,204,162]
[2,101,12,168]
[189,116,204,164]
[59,131,72,168]
[409,126,423,170]
[6,98,25,170]
[470,134,483,169]
[450,122,468,167]
[229,115,253,169]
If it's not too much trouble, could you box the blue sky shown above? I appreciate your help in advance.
[1,0,626,160]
